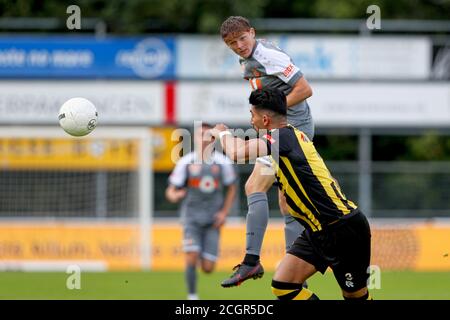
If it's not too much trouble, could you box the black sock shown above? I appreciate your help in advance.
[243,254,260,266]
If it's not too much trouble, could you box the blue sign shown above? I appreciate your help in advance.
[0,36,176,79]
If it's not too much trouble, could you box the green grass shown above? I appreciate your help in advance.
[0,271,449,300]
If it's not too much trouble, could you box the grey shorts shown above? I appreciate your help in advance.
[183,223,220,262]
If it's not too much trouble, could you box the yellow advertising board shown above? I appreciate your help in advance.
[0,222,449,271]
[0,127,178,172]
[151,127,179,172]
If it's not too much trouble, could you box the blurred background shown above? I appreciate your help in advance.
[0,0,449,299]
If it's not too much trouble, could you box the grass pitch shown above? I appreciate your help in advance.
[0,270,449,300]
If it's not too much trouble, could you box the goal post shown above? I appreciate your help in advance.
[0,126,153,271]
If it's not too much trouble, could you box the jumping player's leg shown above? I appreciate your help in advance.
[221,161,273,287]
[243,160,276,262]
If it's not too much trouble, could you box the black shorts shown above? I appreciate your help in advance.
[287,210,371,292]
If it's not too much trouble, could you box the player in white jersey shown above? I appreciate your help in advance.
[219,16,314,287]
[166,123,237,299]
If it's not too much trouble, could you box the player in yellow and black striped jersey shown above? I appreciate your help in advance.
[212,88,372,300]
[264,123,358,233]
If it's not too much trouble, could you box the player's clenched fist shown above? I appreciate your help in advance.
[211,124,229,138]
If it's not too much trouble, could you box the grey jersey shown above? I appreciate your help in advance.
[168,151,236,226]
[240,39,313,136]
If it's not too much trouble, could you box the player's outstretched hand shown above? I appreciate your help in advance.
[173,188,187,202]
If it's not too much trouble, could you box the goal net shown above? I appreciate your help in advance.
[0,126,152,271]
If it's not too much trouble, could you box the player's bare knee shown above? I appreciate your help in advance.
[201,261,215,273]
[244,177,267,195]
[245,173,274,195]
[202,266,214,274]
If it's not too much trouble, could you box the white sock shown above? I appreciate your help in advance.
[187,293,199,300]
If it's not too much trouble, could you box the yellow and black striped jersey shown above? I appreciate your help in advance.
[262,125,358,232]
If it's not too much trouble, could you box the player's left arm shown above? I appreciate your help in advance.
[286,76,313,108]
[212,124,268,163]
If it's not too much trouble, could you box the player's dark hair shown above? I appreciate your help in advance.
[249,89,287,116]
[220,16,252,39]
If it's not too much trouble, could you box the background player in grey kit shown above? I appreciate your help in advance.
[220,16,315,287]
[166,123,237,300]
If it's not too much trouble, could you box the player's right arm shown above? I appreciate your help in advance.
[213,124,268,162]
[165,185,186,203]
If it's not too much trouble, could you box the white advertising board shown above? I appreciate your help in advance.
[177,82,450,127]
[177,82,252,124]
[177,36,431,80]
[308,82,450,127]
[177,36,242,79]
[0,81,165,124]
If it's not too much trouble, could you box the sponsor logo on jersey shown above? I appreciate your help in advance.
[188,176,219,192]
[283,63,295,77]
[198,176,217,193]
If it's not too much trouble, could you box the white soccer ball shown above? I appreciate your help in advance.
[58,97,98,137]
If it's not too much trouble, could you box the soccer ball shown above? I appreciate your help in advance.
[58,97,98,137]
